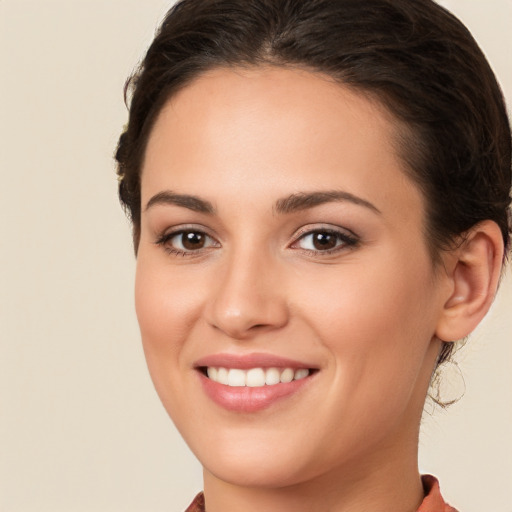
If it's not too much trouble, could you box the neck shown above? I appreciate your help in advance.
[202,438,424,512]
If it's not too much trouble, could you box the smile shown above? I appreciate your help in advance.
[205,367,310,387]
[195,354,318,412]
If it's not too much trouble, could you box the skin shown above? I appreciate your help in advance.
[134,66,501,511]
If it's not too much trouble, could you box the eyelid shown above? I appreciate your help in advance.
[292,223,358,240]
[155,223,208,238]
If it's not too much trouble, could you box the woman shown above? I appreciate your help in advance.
[115,0,511,510]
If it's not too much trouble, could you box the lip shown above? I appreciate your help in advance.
[194,352,315,370]
[194,352,318,413]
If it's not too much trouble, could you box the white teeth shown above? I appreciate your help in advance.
[206,366,311,387]
[246,368,266,387]
[265,367,281,385]
[217,367,229,385]
[294,368,309,380]
[228,368,246,387]
[280,368,294,383]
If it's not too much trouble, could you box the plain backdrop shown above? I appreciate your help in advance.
[0,1,511,511]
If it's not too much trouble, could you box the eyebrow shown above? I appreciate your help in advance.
[145,191,215,214]
[274,190,381,215]
[144,189,380,216]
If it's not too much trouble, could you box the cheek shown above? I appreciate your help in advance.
[293,251,439,402]
[134,256,207,424]
[299,262,435,340]
[134,256,202,373]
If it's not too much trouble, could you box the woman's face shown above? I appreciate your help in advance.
[136,67,450,488]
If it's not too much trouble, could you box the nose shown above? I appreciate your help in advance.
[205,250,289,340]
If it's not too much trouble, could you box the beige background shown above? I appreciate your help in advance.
[0,1,511,511]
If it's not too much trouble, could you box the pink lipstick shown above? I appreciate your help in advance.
[194,353,317,412]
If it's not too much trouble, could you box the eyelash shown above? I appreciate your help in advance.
[154,227,219,257]
[154,226,360,257]
[291,227,360,255]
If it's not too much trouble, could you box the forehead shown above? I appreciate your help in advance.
[142,66,423,222]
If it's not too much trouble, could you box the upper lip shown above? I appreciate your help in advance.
[194,352,317,370]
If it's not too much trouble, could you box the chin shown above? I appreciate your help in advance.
[202,453,315,489]
[187,424,351,490]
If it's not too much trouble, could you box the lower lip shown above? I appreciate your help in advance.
[198,371,313,412]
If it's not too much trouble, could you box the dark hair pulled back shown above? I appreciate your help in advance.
[115,0,511,266]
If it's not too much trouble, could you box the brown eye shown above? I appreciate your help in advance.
[157,229,219,255]
[294,228,359,253]
[181,231,206,250]
[311,232,337,250]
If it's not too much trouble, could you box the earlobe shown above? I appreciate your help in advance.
[435,221,504,342]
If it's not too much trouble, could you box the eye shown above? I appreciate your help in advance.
[292,228,359,254]
[155,228,219,256]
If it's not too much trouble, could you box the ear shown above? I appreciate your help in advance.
[435,220,505,342]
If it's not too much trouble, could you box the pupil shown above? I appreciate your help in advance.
[313,232,336,250]
[182,231,205,250]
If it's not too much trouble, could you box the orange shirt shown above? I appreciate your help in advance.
[418,475,458,512]
[184,475,457,512]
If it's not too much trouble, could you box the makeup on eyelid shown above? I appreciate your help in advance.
[155,227,360,257]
